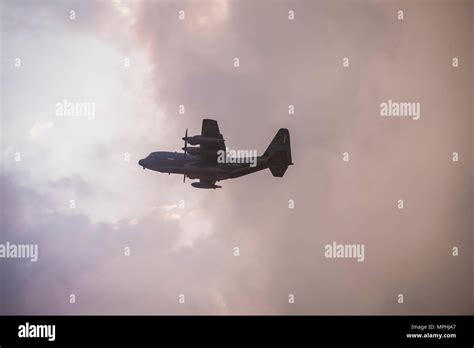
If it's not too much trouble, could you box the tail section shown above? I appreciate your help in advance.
[263,128,293,177]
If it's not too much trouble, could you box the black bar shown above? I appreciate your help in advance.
[0,315,473,345]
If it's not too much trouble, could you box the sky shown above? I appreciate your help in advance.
[0,0,472,314]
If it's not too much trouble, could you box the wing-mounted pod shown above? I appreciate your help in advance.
[191,181,222,189]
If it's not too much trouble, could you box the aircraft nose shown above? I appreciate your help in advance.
[138,159,145,167]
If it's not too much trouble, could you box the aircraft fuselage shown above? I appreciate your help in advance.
[138,151,268,182]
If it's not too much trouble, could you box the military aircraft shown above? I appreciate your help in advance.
[138,119,293,189]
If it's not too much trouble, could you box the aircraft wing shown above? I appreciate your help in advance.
[200,119,226,160]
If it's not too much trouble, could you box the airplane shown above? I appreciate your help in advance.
[138,119,293,189]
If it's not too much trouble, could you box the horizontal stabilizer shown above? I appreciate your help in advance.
[269,164,289,177]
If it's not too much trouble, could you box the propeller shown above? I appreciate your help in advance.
[183,128,188,159]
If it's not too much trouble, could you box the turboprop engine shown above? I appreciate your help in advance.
[183,146,220,157]
[182,135,224,146]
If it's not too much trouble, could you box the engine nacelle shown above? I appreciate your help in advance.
[183,135,224,146]
[183,146,218,157]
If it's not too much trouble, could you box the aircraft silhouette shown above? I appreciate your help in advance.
[138,119,293,189]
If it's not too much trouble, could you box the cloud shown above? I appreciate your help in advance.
[28,121,54,140]
[1,0,472,315]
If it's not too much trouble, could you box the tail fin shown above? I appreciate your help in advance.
[263,128,293,177]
